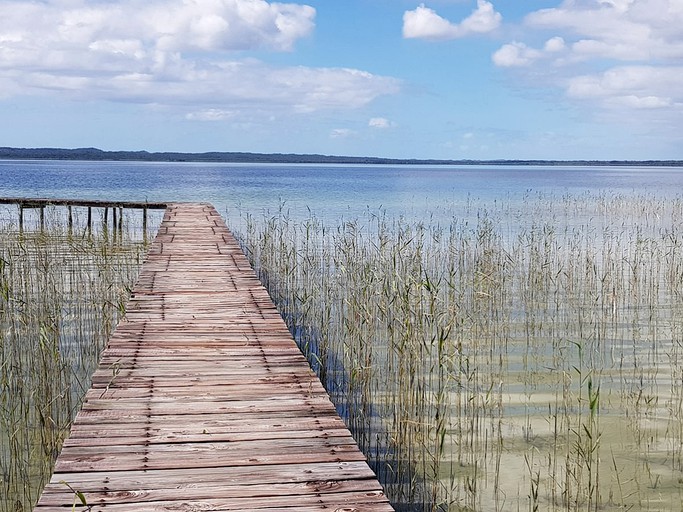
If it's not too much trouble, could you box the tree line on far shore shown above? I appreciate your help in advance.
[0,146,680,167]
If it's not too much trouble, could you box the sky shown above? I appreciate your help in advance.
[0,0,682,161]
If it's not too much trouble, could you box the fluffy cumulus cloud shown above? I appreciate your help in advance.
[567,66,683,108]
[493,0,683,122]
[403,1,501,40]
[492,42,542,67]
[492,37,566,67]
[0,0,400,115]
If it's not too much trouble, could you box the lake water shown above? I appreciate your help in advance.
[4,159,683,511]
[2,160,683,226]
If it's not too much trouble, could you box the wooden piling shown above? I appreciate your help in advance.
[0,198,167,236]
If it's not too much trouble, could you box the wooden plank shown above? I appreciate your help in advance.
[84,382,327,400]
[38,479,384,506]
[34,203,393,511]
[66,409,342,426]
[62,428,354,447]
[35,492,392,512]
[53,442,368,473]
[35,496,392,512]
[44,461,378,490]
[66,415,348,438]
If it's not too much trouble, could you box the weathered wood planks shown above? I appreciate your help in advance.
[34,203,393,512]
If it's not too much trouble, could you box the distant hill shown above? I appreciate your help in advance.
[0,146,681,167]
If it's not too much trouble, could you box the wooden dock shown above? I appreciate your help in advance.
[0,197,167,233]
[34,203,393,511]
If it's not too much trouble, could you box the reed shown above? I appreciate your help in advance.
[235,192,683,511]
[0,206,151,512]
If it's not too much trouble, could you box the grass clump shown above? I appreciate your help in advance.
[0,206,151,512]
[235,192,683,511]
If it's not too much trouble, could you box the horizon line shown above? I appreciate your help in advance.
[1,146,682,166]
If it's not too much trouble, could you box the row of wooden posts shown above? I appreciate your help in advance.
[0,197,168,235]
[20,204,138,233]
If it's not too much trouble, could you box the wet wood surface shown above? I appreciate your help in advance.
[34,203,393,512]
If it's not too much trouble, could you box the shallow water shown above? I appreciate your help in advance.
[236,194,683,511]
[3,160,683,511]
[2,160,683,224]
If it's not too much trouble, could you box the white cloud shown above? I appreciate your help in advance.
[0,0,316,79]
[0,0,401,115]
[403,1,501,40]
[492,42,541,67]
[567,66,683,108]
[612,95,673,109]
[330,128,356,139]
[186,109,237,121]
[544,37,566,53]
[369,117,392,129]
[598,0,637,13]
[524,0,683,62]
[492,36,569,68]
[493,0,683,126]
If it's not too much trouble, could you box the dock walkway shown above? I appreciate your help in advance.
[34,203,393,511]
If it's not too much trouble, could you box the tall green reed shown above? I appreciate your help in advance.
[235,192,683,511]
[0,206,151,512]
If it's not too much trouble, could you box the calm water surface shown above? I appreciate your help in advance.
[2,160,682,224]
[4,161,683,511]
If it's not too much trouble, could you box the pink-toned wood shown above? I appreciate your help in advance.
[34,203,393,512]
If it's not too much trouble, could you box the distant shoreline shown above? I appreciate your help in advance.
[1,146,681,167]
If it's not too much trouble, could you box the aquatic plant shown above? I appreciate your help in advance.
[235,192,683,511]
[0,205,152,512]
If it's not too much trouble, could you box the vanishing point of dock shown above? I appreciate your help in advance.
[33,203,393,511]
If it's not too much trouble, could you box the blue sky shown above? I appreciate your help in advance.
[0,0,681,160]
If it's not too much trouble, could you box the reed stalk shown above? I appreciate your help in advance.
[0,206,151,512]
[235,192,683,511]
